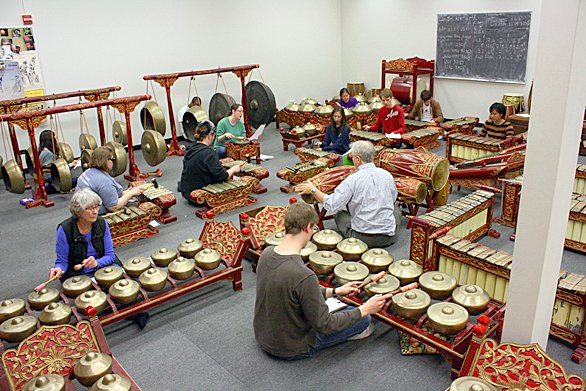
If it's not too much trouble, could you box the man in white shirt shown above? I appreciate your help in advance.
[296,141,400,248]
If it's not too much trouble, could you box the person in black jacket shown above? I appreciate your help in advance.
[178,120,241,203]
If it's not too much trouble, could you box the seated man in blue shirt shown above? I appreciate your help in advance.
[296,141,400,248]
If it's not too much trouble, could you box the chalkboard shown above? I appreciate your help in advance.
[436,12,531,83]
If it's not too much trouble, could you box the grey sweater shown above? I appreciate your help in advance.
[253,246,362,358]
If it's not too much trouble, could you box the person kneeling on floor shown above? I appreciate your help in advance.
[253,202,386,360]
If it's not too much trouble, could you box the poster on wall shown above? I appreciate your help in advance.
[0,26,44,102]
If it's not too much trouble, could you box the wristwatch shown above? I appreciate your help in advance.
[332,287,337,297]
[310,187,318,195]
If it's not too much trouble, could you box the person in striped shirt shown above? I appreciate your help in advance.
[480,102,514,139]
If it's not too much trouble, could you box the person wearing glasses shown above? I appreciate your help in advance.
[76,146,144,215]
[179,120,241,203]
[48,188,116,281]
[213,103,246,158]
[296,141,399,248]
[48,188,150,329]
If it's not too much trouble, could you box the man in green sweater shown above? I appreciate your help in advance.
[254,202,387,360]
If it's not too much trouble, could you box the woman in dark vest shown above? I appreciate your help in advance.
[48,188,149,328]
[49,188,116,281]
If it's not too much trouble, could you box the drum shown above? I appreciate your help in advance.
[395,177,427,204]
[301,166,356,203]
[346,82,366,97]
[377,149,449,192]
[390,77,427,105]
[504,103,516,119]
[502,93,525,112]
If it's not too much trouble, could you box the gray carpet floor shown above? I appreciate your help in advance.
[0,123,585,390]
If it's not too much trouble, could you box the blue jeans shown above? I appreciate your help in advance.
[285,307,371,360]
[216,147,227,159]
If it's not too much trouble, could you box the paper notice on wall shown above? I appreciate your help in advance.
[0,26,44,101]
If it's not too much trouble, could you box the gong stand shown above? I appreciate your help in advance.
[381,57,435,106]
[316,272,506,379]
[0,86,121,174]
[0,95,150,208]
[143,63,260,156]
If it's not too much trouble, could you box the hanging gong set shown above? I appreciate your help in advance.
[105,141,128,177]
[182,105,209,142]
[50,158,73,192]
[139,99,167,167]
[245,81,276,128]
[79,133,98,152]
[2,159,25,194]
[112,120,128,146]
[81,149,93,171]
[209,92,237,125]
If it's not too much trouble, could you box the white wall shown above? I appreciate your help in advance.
[340,0,541,119]
[0,0,343,156]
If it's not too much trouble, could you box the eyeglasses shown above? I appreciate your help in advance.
[236,109,244,113]
[109,156,116,162]
[85,204,100,211]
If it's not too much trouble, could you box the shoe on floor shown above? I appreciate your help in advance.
[130,312,150,329]
[348,322,375,340]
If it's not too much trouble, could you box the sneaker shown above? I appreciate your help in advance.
[348,322,375,340]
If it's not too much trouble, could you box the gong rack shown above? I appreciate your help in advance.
[0,86,121,180]
[0,213,250,340]
[143,64,260,156]
[0,94,151,208]
[381,57,435,107]
[0,310,142,391]
[316,271,505,379]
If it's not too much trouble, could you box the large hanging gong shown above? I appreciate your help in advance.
[105,141,128,177]
[50,158,72,192]
[245,81,276,128]
[59,143,75,164]
[2,159,25,194]
[141,130,166,167]
[112,120,128,146]
[79,133,98,152]
[209,93,236,125]
[182,105,209,142]
[140,101,167,136]
[81,149,93,172]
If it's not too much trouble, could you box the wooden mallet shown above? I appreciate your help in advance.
[34,275,59,292]
[380,282,419,301]
[356,271,387,290]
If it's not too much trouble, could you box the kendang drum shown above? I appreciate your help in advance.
[395,177,428,204]
[346,82,366,97]
[502,93,525,112]
[301,166,356,203]
[377,149,449,192]
[390,77,427,106]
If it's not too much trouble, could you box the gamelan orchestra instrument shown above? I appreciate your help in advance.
[220,158,269,194]
[449,144,526,190]
[400,127,442,150]
[575,164,586,195]
[294,147,339,166]
[409,190,495,266]
[390,76,427,106]
[350,130,394,147]
[508,112,530,135]
[566,193,586,253]
[446,133,524,164]
[347,82,366,97]
[442,117,479,137]
[277,159,330,193]
[239,204,292,269]
[226,139,261,164]
[376,148,449,192]
[404,119,435,132]
[502,93,525,113]
[131,180,177,224]
[278,125,324,151]
[431,234,586,364]
[103,204,162,247]
[190,177,259,219]
[0,218,250,349]
[0,319,141,390]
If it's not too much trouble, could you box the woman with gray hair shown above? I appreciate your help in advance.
[49,188,116,281]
